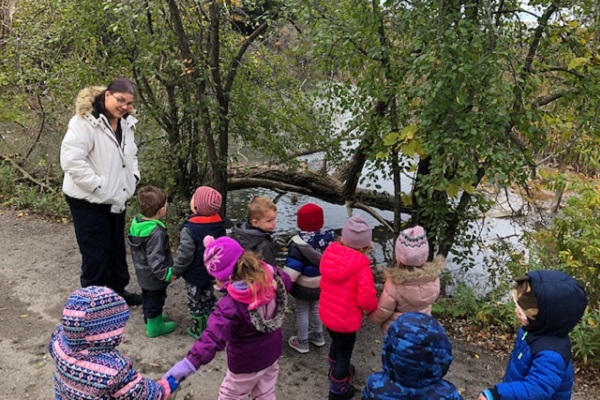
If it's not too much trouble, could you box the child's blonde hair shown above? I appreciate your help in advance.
[234,251,272,303]
[340,240,372,255]
[248,196,277,221]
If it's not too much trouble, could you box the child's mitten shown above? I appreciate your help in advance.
[163,358,197,383]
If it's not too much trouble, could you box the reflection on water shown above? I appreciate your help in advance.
[227,188,396,270]
[227,188,528,296]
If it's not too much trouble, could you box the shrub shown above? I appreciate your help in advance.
[571,308,600,366]
[528,180,600,307]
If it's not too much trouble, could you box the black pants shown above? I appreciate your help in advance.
[142,288,167,321]
[67,196,130,292]
[328,329,357,379]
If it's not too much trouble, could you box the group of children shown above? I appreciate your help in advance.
[48,185,589,400]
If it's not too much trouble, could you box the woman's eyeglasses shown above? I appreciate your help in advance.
[109,92,134,108]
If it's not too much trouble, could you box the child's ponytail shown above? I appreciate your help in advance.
[235,251,271,302]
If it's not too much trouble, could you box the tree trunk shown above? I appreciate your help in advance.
[0,0,17,47]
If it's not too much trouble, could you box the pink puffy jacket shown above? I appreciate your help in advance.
[319,242,378,333]
[368,255,445,333]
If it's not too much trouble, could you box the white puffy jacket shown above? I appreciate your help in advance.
[61,86,140,214]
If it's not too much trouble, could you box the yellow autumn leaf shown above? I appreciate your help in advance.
[568,57,589,70]
[400,125,418,140]
[461,182,475,194]
[446,183,460,198]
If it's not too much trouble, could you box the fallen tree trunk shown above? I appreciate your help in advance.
[228,164,413,216]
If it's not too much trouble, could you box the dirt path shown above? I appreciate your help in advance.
[0,208,597,399]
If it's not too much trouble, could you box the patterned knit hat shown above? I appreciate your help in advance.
[395,226,429,267]
[203,235,245,282]
[193,186,222,216]
[297,203,324,232]
[341,215,372,249]
[61,286,129,351]
[513,276,539,321]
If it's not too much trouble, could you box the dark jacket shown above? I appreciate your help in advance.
[233,220,277,267]
[172,215,226,288]
[362,312,463,400]
[494,270,587,400]
[282,230,335,301]
[127,215,172,291]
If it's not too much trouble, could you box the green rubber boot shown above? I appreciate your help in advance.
[146,315,176,338]
[187,315,208,339]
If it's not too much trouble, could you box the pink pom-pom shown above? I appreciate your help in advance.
[203,235,215,247]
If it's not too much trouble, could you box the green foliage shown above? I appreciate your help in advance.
[0,164,17,202]
[0,164,68,218]
[571,308,600,366]
[433,284,518,332]
[528,179,600,306]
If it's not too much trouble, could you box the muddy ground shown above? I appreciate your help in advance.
[0,208,598,399]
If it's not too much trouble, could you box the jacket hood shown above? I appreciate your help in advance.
[298,229,335,253]
[54,286,129,354]
[382,312,452,387]
[129,215,166,237]
[320,242,371,281]
[289,235,325,267]
[234,220,272,249]
[74,85,137,120]
[526,270,587,336]
[75,86,105,117]
[386,254,445,284]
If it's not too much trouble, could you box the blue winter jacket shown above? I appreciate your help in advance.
[494,270,587,400]
[362,312,463,400]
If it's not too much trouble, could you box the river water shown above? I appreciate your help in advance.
[225,107,529,295]
[226,185,529,296]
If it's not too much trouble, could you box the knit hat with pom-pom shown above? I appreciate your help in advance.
[395,226,429,267]
[203,236,245,282]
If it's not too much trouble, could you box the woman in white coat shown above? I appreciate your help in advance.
[60,77,142,305]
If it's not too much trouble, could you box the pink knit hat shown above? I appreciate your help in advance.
[341,215,372,249]
[193,186,222,216]
[203,236,244,282]
[297,203,324,232]
[395,226,429,267]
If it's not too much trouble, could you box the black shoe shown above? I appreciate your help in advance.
[117,290,142,306]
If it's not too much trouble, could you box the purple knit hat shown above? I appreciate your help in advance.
[395,226,429,267]
[203,236,245,282]
[341,215,372,249]
[193,186,222,216]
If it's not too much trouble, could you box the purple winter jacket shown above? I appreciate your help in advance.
[186,269,292,374]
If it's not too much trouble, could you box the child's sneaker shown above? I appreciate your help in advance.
[308,332,326,347]
[288,336,309,354]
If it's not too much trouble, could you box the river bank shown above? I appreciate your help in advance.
[1,207,598,399]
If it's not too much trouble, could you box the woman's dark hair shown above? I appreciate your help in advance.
[107,77,135,95]
[95,77,135,114]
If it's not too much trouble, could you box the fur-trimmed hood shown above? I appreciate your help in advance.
[75,86,105,117]
[386,254,445,285]
[74,86,137,119]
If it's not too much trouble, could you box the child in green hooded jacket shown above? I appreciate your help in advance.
[127,185,177,337]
